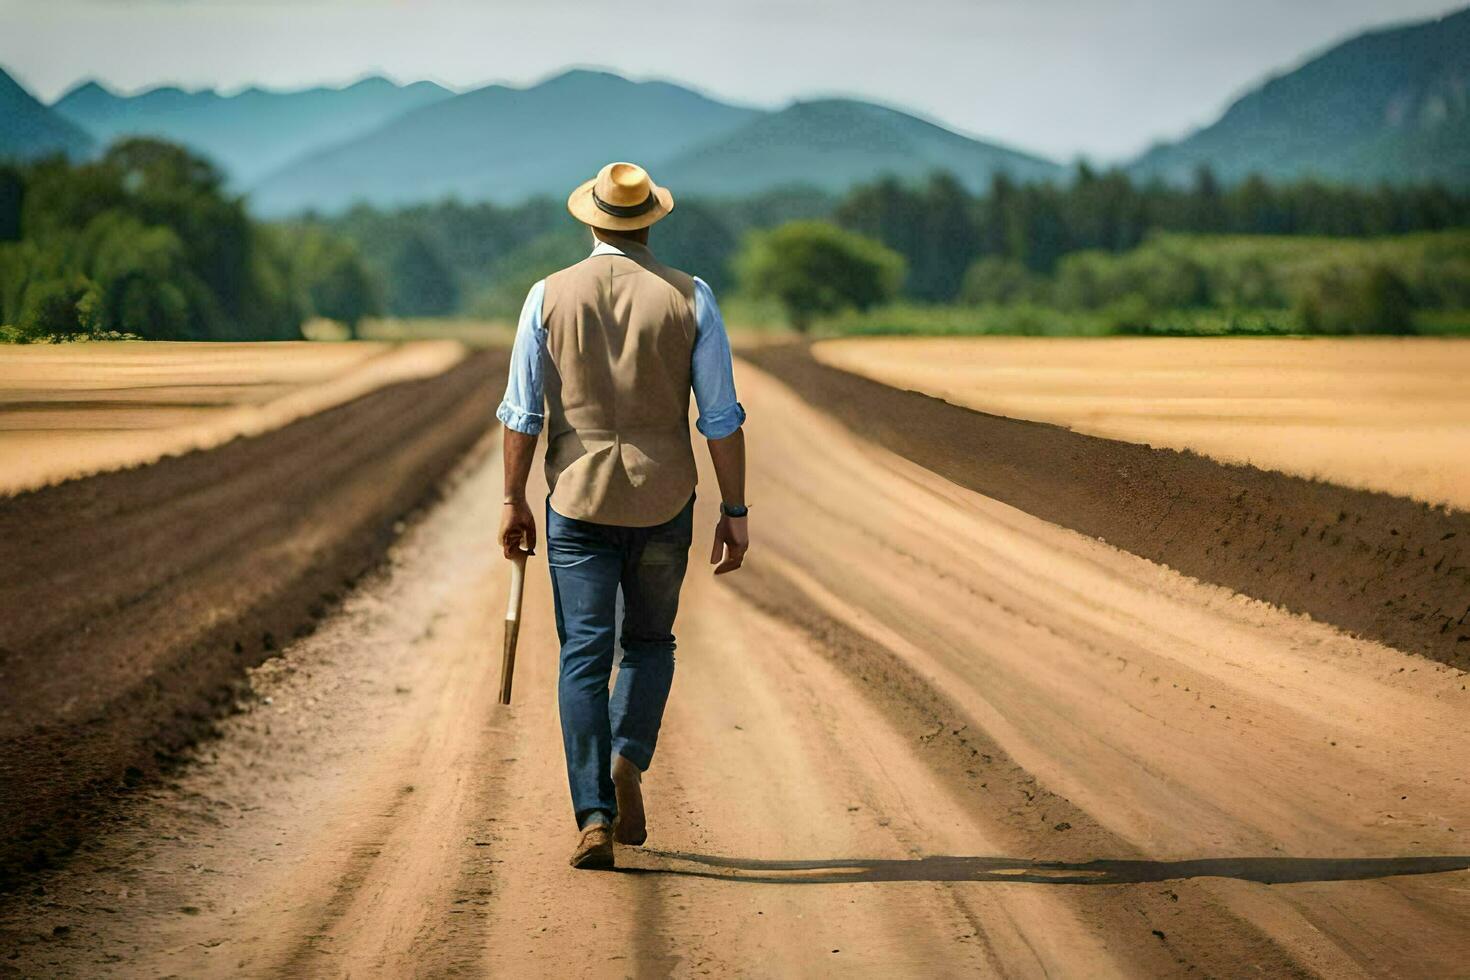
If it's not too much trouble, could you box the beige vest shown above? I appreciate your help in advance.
[541,241,698,527]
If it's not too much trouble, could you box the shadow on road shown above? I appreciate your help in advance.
[621,851,1470,886]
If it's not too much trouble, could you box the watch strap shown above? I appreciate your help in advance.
[720,501,749,518]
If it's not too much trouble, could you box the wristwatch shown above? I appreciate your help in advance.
[720,501,749,518]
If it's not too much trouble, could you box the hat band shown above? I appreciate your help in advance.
[592,187,657,218]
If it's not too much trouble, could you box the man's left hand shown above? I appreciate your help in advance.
[710,514,748,575]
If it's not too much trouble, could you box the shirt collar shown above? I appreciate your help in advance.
[589,238,655,260]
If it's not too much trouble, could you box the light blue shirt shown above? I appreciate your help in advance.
[495,240,746,440]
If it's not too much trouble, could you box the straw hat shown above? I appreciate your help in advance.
[567,162,674,231]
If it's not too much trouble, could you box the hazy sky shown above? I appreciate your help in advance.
[1,0,1462,161]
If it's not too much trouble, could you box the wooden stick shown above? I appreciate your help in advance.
[499,551,527,705]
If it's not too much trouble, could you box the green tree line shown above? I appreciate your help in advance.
[312,164,1470,324]
[836,167,1470,298]
[7,139,1467,340]
[1,140,379,342]
[823,230,1470,338]
[313,186,836,321]
[1007,232,1468,329]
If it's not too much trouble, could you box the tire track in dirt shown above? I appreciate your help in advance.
[724,558,1311,977]
[623,571,1119,977]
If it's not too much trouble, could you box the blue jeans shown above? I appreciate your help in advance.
[546,495,694,830]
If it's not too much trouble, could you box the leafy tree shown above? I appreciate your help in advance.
[310,253,378,336]
[836,173,980,301]
[1188,166,1226,233]
[654,200,740,293]
[911,174,982,300]
[976,173,1016,256]
[0,165,21,242]
[0,138,314,341]
[836,177,922,277]
[1008,183,1070,272]
[1296,263,1416,335]
[735,221,905,331]
[960,256,1037,306]
[268,224,381,336]
[77,212,199,338]
[470,228,588,320]
[19,273,99,339]
[388,233,458,316]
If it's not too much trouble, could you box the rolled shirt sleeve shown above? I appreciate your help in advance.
[495,279,547,435]
[691,277,746,440]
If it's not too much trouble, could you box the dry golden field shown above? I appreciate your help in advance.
[813,336,1470,511]
[0,340,465,494]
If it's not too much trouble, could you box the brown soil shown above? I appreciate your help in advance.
[812,336,1470,512]
[0,350,503,887]
[743,343,1470,671]
[0,356,1465,977]
[0,340,465,495]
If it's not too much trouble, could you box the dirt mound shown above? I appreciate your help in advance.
[743,344,1470,670]
[0,350,504,887]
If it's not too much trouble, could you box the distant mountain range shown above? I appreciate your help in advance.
[245,70,1061,215]
[0,66,1063,215]
[1131,6,1470,187]
[248,70,768,214]
[657,98,1058,197]
[2,5,1467,213]
[0,67,92,163]
[52,75,453,186]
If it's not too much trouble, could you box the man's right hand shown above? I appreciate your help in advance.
[500,499,537,558]
[710,514,748,575]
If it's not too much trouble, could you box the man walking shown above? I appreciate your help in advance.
[496,162,749,870]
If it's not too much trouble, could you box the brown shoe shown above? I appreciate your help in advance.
[570,823,614,870]
[611,754,647,846]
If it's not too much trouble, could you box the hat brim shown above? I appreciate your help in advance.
[567,178,674,231]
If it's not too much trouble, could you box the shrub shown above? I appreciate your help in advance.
[1295,263,1417,335]
[1050,245,1207,311]
[1115,308,1298,336]
[735,221,905,331]
[1050,250,1110,310]
[821,302,1111,338]
[1099,294,1157,333]
[1132,247,1208,308]
[19,274,100,339]
[959,256,1038,306]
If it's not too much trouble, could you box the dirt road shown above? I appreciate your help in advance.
[2,360,1467,977]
